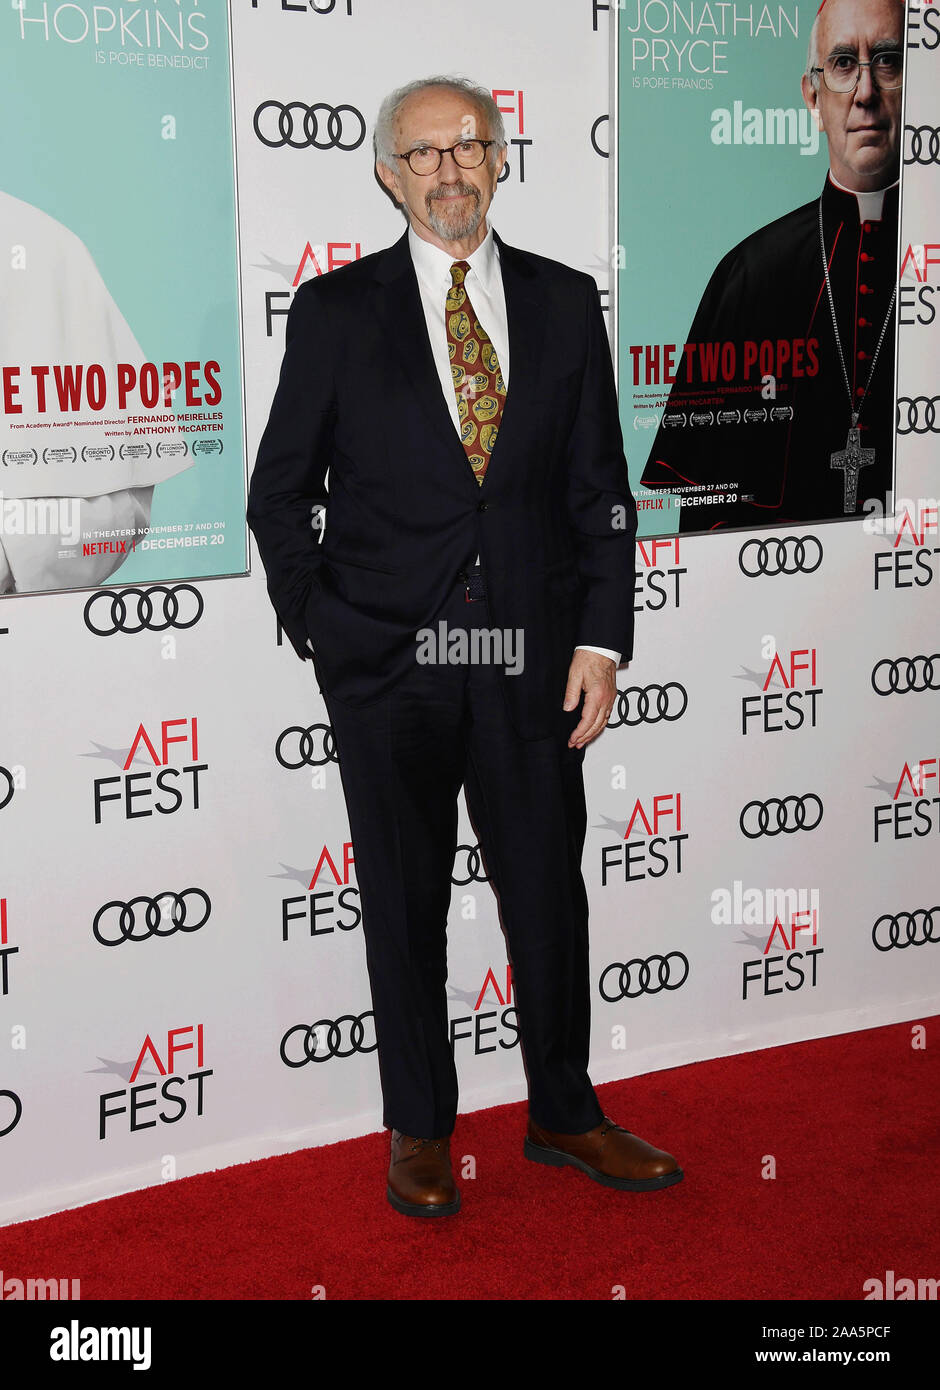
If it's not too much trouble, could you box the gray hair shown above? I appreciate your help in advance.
[374,75,507,171]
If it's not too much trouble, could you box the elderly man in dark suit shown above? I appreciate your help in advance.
[248,74,682,1216]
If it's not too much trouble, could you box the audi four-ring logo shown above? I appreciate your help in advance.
[275,724,338,767]
[0,766,13,811]
[904,125,940,165]
[896,397,940,435]
[451,844,489,885]
[280,1013,377,1065]
[738,536,823,577]
[599,954,689,1000]
[607,683,688,727]
[739,795,824,839]
[84,585,204,636]
[93,891,211,946]
[0,1089,21,1138]
[253,101,366,150]
[871,655,940,695]
[872,910,939,951]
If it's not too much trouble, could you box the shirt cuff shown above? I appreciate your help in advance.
[575,644,621,666]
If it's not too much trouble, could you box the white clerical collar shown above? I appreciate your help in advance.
[408,222,500,290]
[828,171,899,223]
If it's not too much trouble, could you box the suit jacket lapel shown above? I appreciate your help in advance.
[485,231,542,486]
[372,228,544,491]
[373,232,472,476]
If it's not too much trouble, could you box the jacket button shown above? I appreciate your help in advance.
[478,501,489,512]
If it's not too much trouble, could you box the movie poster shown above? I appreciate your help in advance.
[616,0,904,537]
[0,0,246,595]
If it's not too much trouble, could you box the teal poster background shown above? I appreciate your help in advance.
[0,0,246,584]
[617,1,847,537]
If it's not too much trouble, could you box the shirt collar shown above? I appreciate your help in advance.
[827,169,899,223]
[408,222,500,292]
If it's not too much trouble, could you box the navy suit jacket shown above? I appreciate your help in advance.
[247,228,637,740]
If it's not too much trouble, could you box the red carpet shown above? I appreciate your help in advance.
[1,1018,937,1301]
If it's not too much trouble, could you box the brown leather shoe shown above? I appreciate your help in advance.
[525,1114,683,1191]
[387,1130,461,1217]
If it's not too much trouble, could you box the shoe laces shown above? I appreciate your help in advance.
[409,1136,442,1154]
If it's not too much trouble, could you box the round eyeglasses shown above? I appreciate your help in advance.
[395,139,496,175]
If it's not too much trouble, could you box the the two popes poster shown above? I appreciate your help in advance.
[617,0,903,538]
[0,1,246,596]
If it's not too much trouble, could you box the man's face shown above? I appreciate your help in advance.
[801,0,903,190]
[377,86,506,253]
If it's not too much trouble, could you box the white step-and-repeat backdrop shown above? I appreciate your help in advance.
[0,0,936,1225]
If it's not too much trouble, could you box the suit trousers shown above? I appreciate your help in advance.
[320,573,606,1139]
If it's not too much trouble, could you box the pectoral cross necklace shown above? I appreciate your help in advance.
[818,199,896,514]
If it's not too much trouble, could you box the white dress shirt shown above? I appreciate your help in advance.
[407,224,620,667]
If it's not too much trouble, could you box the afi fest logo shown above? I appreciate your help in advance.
[872,506,940,589]
[98,1025,211,1139]
[740,641,822,735]
[492,88,532,184]
[873,757,940,843]
[449,964,519,1056]
[740,913,822,999]
[711,882,822,999]
[907,0,940,53]
[262,240,363,338]
[250,0,354,14]
[899,242,939,328]
[739,911,823,1000]
[1,897,18,997]
[92,717,206,823]
[597,792,687,884]
[634,537,686,610]
[277,843,361,941]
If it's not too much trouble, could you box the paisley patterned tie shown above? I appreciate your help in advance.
[445,261,506,485]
